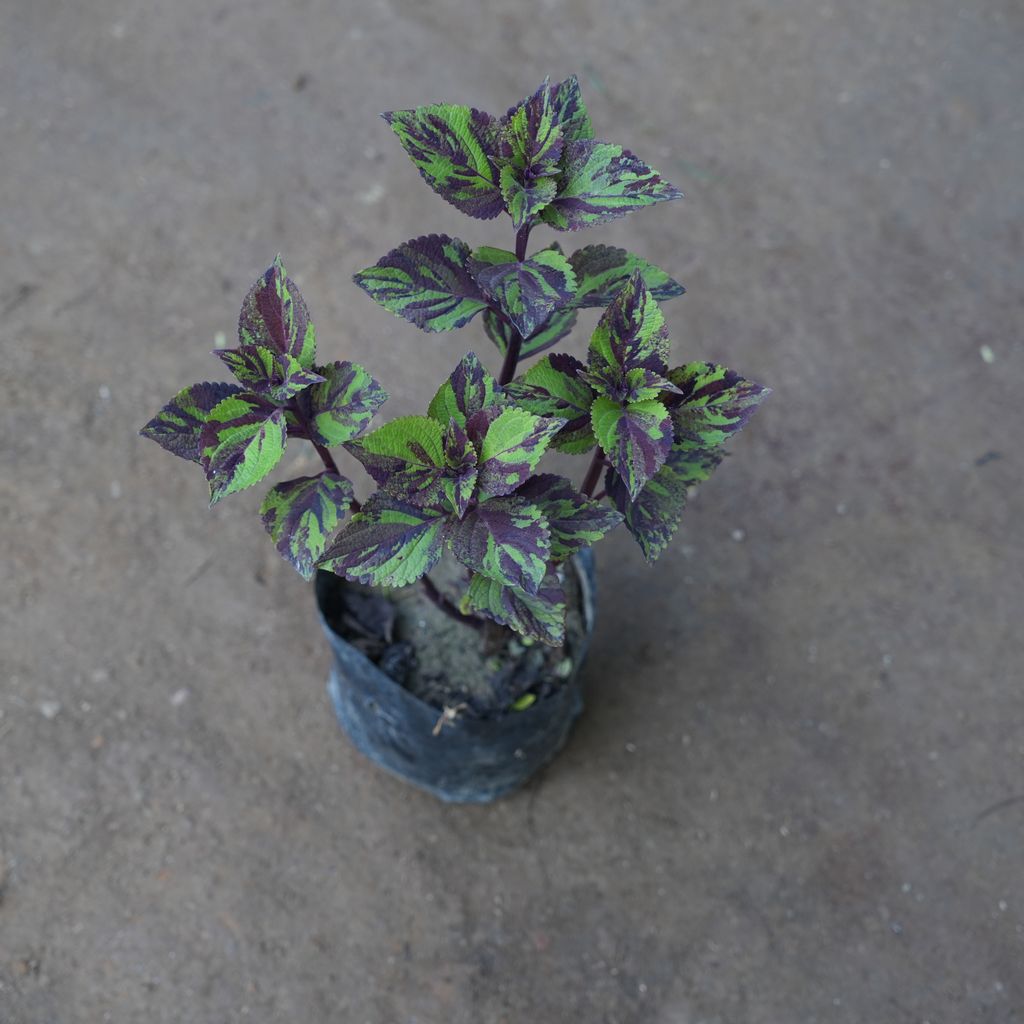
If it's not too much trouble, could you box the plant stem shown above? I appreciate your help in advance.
[497,223,533,386]
[581,448,604,497]
[313,440,341,477]
[289,398,361,512]
[497,328,523,386]
[515,222,531,262]
[421,574,485,631]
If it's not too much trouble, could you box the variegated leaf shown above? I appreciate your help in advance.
[500,165,559,229]
[238,256,317,369]
[482,305,578,359]
[665,363,770,450]
[427,351,504,429]
[442,420,478,519]
[503,80,564,175]
[571,245,684,308]
[319,495,449,587]
[583,365,680,405]
[383,104,504,219]
[541,141,682,231]
[347,415,447,506]
[445,496,550,595]
[260,472,355,580]
[517,474,622,560]
[215,345,325,404]
[199,393,287,505]
[546,74,593,143]
[591,395,673,501]
[469,246,577,340]
[625,367,680,396]
[140,381,243,463]
[353,234,488,332]
[607,446,723,562]
[588,272,670,384]
[471,406,565,499]
[504,354,596,454]
[461,571,567,646]
[296,361,387,447]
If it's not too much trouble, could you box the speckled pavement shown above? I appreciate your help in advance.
[2,1,1022,1020]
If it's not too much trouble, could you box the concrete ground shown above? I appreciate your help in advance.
[2,0,1022,1021]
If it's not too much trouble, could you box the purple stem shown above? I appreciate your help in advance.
[581,448,604,497]
[497,223,533,386]
[498,328,523,386]
[312,440,341,477]
[290,399,361,512]
[515,223,531,262]
[421,574,485,631]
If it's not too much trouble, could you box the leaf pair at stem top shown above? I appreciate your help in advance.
[382,74,681,230]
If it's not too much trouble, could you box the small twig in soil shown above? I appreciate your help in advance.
[972,793,1024,827]
[432,702,469,736]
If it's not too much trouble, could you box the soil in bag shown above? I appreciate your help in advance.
[321,556,588,720]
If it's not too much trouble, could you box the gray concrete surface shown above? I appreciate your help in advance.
[2,0,1022,1021]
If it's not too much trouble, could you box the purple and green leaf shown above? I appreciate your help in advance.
[544,75,593,144]
[472,406,565,499]
[541,141,682,231]
[461,571,567,646]
[353,234,488,332]
[517,474,622,560]
[504,354,596,454]
[571,245,684,308]
[295,360,387,447]
[607,446,723,562]
[446,496,551,595]
[318,495,449,588]
[468,246,577,339]
[442,420,478,519]
[427,351,504,429]
[665,362,770,450]
[583,364,680,405]
[140,381,243,463]
[238,256,317,369]
[588,272,671,382]
[591,395,673,501]
[215,345,325,404]
[500,166,559,230]
[496,78,596,231]
[259,472,355,580]
[503,80,564,175]
[199,393,287,505]
[347,415,447,504]
[383,105,504,220]
[482,303,577,360]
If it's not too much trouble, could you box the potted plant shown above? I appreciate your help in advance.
[141,76,768,802]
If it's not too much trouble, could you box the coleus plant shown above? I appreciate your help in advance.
[141,75,768,647]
